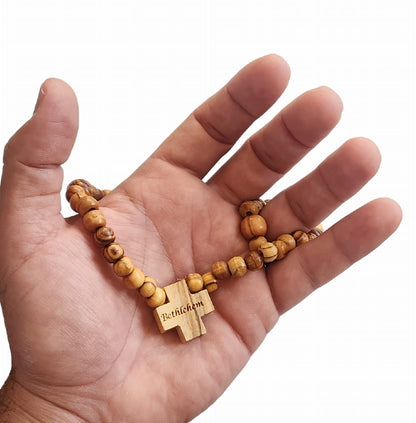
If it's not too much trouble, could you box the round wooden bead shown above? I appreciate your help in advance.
[69,192,86,212]
[146,287,166,308]
[259,242,278,263]
[113,256,134,277]
[238,200,265,217]
[83,210,106,232]
[228,256,247,277]
[139,276,157,298]
[78,195,99,216]
[240,215,267,240]
[123,267,145,289]
[273,240,289,260]
[66,184,86,201]
[276,234,296,252]
[185,273,204,293]
[244,250,264,270]
[308,228,323,240]
[212,261,231,280]
[206,283,218,293]
[103,189,111,196]
[248,236,268,251]
[202,272,216,287]
[94,226,116,247]
[103,243,124,263]
[68,179,104,200]
[293,230,309,245]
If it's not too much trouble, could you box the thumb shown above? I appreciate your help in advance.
[0,78,78,225]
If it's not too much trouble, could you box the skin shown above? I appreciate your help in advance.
[0,55,401,422]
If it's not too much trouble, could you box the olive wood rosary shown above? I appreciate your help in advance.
[66,179,323,343]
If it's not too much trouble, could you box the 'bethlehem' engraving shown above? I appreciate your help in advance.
[161,301,204,322]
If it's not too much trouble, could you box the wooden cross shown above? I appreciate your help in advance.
[153,279,215,342]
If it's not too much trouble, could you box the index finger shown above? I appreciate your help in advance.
[151,55,290,178]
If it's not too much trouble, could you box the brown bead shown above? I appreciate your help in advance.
[94,226,116,247]
[308,228,323,240]
[276,234,296,251]
[66,184,86,201]
[212,260,231,280]
[146,287,166,308]
[139,276,157,298]
[68,179,104,200]
[103,243,124,263]
[78,195,99,216]
[244,250,264,270]
[228,256,247,277]
[202,272,216,287]
[259,242,278,263]
[248,236,268,251]
[293,230,309,245]
[113,256,134,277]
[273,240,289,260]
[206,283,218,293]
[185,273,204,293]
[123,267,145,289]
[69,192,86,212]
[315,224,324,233]
[240,215,267,240]
[103,189,111,196]
[83,210,106,232]
[238,199,265,217]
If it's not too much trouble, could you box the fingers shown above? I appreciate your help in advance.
[208,86,343,203]
[0,79,79,220]
[151,54,290,178]
[263,137,382,237]
[268,198,402,314]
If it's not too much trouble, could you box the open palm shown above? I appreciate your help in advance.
[0,55,401,422]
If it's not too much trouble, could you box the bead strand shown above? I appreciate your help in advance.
[67,181,323,309]
[66,180,167,309]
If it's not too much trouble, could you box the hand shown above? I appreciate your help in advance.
[0,55,401,422]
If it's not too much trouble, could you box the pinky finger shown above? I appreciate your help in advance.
[269,198,402,314]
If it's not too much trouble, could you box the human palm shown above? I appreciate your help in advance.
[0,55,401,422]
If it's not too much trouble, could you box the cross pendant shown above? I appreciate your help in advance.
[153,279,215,342]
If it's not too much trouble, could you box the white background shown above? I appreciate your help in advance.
[0,1,415,422]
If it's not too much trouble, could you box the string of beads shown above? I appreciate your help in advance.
[66,180,323,309]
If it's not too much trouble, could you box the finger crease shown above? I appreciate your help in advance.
[280,114,311,151]
[225,86,257,120]
[248,137,285,176]
[192,111,235,146]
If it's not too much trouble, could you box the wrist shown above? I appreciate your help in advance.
[0,373,85,423]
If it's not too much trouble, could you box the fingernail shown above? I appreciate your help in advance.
[33,82,46,114]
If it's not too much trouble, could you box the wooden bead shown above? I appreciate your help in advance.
[308,228,323,240]
[248,236,268,251]
[69,192,86,212]
[273,240,289,260]
[228,256,247,277]
[103,243,124,263]
[83,210,106,232]
[293,230,309,245]
[94,226,116,247]
[276,234,296,252]
[139,276,157,298]
[123,267,145,289]
[66,184,86,201]
[185,273,204,293]
[212,260,231,280]
[315,224,324,233]
[259,242,278,263]
[238,200,265,217]
[202,272,216,287]
[240,215,267,240]
[146,287,166,308]
[103,189,111,196]
[78,195,99,216]
[68,179,104,200]
[206,283,218,293]
[244,250,264,270]
[113,256,134,277]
